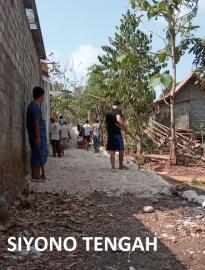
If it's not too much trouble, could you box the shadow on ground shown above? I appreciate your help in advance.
[1,190,205,270]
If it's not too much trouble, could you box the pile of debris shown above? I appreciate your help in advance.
[145,119,204,164]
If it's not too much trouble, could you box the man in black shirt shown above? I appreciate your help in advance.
[106,100,128,170]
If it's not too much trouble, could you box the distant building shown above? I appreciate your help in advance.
[154,73,205,132]
[0,0,49,199]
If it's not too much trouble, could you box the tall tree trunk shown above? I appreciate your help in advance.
[137,136,142,156]
[170,30,177,165]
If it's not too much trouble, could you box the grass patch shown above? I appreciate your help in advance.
[191,178,205,186]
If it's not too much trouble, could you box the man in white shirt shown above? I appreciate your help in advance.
[83,120,92,151]
[92,119,101,153]
[49,117,61,158]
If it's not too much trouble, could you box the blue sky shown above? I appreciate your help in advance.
[36,0,205,85]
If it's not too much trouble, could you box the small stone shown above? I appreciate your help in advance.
[14,200,21,206]
[194,195,205,206]
[143,206,154,213]
[161,233,169,238]
[196,215,203,219]
[97,204,108,209]
[182,190,198,202]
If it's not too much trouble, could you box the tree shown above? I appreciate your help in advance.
[98,10,162,151]
[190,37,205,81]
[47,53,83,121]
[130,0,199,164]
[75,64,108,121]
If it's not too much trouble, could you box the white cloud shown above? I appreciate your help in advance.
[69,44,102,78]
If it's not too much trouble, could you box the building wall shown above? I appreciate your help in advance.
[0,0,41,197]
[41,76,51,139]
[156,82,205,130]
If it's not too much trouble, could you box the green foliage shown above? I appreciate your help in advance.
[74,65,109,121]
[73,9,162,137]
[48,53,82,121]
[191,178,205,186]
[149,74,173,89]
[190,37,205,79]
[97,10,162,135]
[130,0,199,90]
[65,8,166,141]
[130,0,199,162]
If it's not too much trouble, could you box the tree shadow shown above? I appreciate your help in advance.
[86,192,189,270]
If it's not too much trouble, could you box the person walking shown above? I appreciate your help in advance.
[92,119,101,153]
[106,100,128,170]
[83,120,92,151]
[59,115,65,126]
[49,116,61,158]
[26,87,47,181]
[61,121,72,155]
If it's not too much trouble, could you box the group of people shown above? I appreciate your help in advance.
[77,119,101,153]
[49,115,71,158]
[26,87,128,182]
[77,99,128,170]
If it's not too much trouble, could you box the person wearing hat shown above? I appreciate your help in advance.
[105,100,128,170]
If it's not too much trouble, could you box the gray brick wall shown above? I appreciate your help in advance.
[0,0,41,197]
[156,82,205,131]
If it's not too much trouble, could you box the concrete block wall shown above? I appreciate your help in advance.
[0,0,41,197]
[156,82,205,131]
[176,83,205,130]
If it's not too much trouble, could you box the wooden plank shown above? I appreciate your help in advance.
[144,154,170,161]
[150,125,169,138]
[177,142,197,156]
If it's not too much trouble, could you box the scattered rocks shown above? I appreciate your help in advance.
[4,254,24,262]
[195,195,205,207]
[4,246,43,262]
[182,190,198,202]
[143,206,154,213]
[182,190,205,207]
[106,191,121,198]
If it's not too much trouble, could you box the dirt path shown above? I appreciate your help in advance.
[29,128,170,196]
[1,129,205,269]
[1,192,205,270]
